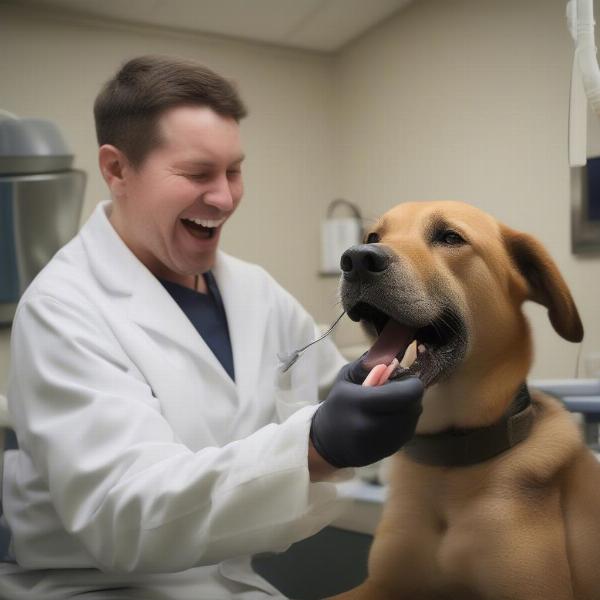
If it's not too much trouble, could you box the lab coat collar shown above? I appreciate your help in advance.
[79,201,250,391]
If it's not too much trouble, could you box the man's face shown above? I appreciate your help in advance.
[113,105,244,281]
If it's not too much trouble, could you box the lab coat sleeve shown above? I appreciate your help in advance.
[9,293,343,573]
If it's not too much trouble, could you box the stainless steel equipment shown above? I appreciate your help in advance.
[0,116,85,325]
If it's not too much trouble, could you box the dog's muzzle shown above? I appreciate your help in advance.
[340,243,468,387]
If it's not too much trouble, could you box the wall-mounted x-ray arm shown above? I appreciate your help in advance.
[568,0,600,166]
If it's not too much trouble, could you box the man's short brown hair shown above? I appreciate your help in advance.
[94,55,247,169]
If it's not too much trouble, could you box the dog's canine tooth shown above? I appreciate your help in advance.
[400,340,418,368]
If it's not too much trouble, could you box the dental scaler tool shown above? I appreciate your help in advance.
[278,311,346,373]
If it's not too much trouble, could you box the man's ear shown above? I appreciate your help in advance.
[501,225,583,343]
[98,145,128,200]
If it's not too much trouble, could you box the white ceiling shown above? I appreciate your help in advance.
[10,0,413,52]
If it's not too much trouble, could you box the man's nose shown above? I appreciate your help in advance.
[203,174,234,212]
[340,244,391,281]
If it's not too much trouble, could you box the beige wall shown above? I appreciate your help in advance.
[333,0,600,378]
[1,0,599,393]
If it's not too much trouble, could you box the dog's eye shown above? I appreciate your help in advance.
[365,232,380,244]
[438,230,466,246]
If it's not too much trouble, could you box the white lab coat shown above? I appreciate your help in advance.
[0,201,348,599]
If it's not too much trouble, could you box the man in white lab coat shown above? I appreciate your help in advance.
[0,56,423,599]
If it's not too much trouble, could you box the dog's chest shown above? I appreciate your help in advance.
[376,458,522,594]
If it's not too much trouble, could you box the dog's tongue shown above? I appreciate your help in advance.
[364,319,417,370]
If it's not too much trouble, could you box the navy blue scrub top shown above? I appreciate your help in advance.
[159,272,235,381]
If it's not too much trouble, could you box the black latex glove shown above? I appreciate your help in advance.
[310,357,424,468]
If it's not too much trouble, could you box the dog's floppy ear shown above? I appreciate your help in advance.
[502,225,583,343]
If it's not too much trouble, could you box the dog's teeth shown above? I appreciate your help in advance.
[418,344,427,354]
[400,340,418,368]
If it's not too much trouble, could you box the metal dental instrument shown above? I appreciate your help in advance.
[278,310,346,373]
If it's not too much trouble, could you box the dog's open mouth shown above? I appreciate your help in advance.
[348,302,467,387]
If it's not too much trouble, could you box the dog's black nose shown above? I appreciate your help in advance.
[340,244,390,280]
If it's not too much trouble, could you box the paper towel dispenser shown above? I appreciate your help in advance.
[320,199,363,276]
[0,116,85,325]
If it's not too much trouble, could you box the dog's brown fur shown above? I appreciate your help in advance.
[332,201,600,600]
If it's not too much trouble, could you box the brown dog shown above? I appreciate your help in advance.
[332,201,600,600]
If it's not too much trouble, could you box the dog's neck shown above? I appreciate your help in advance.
[416,335,532,435]
[404,384,532,467]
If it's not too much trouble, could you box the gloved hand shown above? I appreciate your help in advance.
[310,358,424,468]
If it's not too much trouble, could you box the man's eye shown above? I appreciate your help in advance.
[438,230,466,246]
[227,170,241,177]
[365,232,380,244]
[189,173,210,181]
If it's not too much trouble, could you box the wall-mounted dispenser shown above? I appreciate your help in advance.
[0,113,85,325]
[320,198,363,276]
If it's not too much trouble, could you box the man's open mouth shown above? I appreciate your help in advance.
[181,217,225,240]
[348,302,467,387]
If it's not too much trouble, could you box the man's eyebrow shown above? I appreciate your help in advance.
[174,155,245,169]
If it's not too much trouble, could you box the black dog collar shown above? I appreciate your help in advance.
[403,384,533,467]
